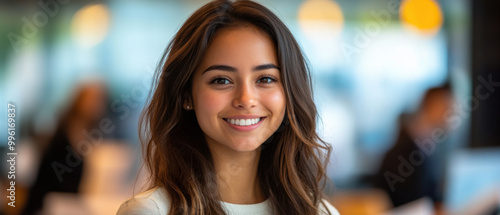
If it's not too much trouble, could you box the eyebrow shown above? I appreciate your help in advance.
[201,64,280,75]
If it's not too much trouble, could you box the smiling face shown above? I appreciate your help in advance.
[190,25,286,154]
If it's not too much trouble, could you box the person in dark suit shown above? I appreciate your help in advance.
[374,83,453,208]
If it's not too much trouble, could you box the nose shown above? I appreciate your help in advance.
[232,82,257,109]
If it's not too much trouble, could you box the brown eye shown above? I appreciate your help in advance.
[257,76,277,84]
[210,77,231,85]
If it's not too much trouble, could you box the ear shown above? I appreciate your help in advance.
[183,92,193,110]
[183,100,192,110]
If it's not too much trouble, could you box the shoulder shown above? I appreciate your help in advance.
[116,187,169,215]
[320,199,341,215]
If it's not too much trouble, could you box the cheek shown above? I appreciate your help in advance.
[262,89,286,117]
[195,89,228,118]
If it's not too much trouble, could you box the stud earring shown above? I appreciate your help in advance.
[186,105,191,110]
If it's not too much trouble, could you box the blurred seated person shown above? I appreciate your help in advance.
[22,80,108,215]
[374,83,453,209]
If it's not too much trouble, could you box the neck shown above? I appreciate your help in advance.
[209,146,265,204]
[408,113,435,139]
[65,118,92,149]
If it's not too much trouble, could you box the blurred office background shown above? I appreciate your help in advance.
[0,0,499,214]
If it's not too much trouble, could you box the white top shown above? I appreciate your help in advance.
[117,187,340,215]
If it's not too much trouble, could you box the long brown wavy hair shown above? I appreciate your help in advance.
[139,0,333,214]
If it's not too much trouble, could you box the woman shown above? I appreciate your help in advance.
[23,81,108,215]
[118,0,339,214]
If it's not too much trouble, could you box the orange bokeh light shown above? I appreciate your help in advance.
[400,0,443,35]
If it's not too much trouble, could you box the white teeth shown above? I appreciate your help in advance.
[225,117,261,126]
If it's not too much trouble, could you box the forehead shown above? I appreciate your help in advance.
[198,25,278,69]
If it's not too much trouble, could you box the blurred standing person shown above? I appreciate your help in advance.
[22,80,108,215]
[374,83,454,209]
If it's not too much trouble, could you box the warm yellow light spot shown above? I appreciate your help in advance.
[400,0,443,35]
[298,0,344,38]
[71,4,110,49]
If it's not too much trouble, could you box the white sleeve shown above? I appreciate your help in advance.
[116,197,163,215]
[321,199,341,215]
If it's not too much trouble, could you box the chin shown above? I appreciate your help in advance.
[229,143,262,153]
[224,138,264,153]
